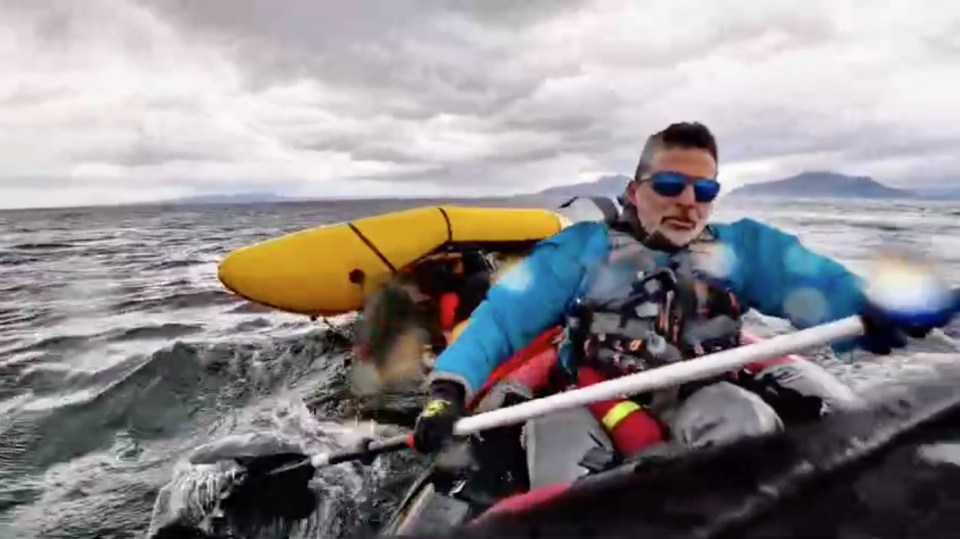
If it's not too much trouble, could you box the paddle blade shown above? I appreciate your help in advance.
[149,433,318,539]
[188,432,306,465]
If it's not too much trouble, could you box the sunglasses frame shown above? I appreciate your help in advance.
[636,171,721,203]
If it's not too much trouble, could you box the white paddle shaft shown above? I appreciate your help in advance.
[454,315,866,435]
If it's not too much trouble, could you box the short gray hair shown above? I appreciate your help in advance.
[633,122,719,181]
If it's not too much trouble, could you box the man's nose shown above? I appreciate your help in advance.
[675,183,697,205]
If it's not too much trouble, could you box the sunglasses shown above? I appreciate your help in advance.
[638,171,721,203]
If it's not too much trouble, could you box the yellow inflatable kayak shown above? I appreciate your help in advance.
[217,205,572,316]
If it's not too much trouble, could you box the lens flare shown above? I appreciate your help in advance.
[864,253,955,326]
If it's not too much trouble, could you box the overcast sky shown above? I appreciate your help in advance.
[1,0,959,208]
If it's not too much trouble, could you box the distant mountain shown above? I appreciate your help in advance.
[531,174,631,198]
[164,192,292,205]
[728,172,915,199]
[912,185,960,199]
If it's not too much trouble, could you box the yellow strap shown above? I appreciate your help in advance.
[601,400,641,431]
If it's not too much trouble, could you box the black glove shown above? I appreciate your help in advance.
[413,379,466,454]
[353,437,377,466]
[859,300,939,355]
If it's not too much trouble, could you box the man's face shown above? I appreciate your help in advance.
[628,147,718,248]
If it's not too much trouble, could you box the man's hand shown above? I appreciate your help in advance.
[413,379,466,454]
[858,256,958,355]
[859,296,952,355]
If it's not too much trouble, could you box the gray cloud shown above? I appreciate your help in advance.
[0,0,959,208]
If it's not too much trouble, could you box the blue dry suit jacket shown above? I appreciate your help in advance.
[430,219,868,399]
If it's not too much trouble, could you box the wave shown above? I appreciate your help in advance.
[110,290,239,313]
[0,283,30,294]
[232,318,273,332]
[13,363,74,396]
[10,242,76,251]
[105,323,205,342]
[0,353,47,403]
[228,302,278,314]
[0,252,39,266]
[0,309,67,333]
[145,259,208,271]
[0,307,22,323]
[6,334,91,355]
[6,327,356,473]
[158,278,193,289]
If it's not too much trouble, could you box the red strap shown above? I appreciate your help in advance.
[740,331,797,372]
[473,481,573,522]
[439,292,460,331]
[469,326,564,409]
[501,346,560,393]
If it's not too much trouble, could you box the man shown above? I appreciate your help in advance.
[411,122,947,460]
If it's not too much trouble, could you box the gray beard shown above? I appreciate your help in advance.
[615,204,689,253]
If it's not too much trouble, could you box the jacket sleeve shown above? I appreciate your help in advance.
[718,219,867,354]
[428,222,603,399]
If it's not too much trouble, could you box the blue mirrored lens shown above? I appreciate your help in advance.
[650,174,687,197]
[693,179,720,202]
[649,172,720,202]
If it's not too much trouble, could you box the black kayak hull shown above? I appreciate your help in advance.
[383,363,960,539]
[379,420,533,536]
[378,350,868,537]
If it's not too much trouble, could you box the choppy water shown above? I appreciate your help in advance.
[0,196,957,538]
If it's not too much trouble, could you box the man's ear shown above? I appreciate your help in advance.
[625,181,639,205]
